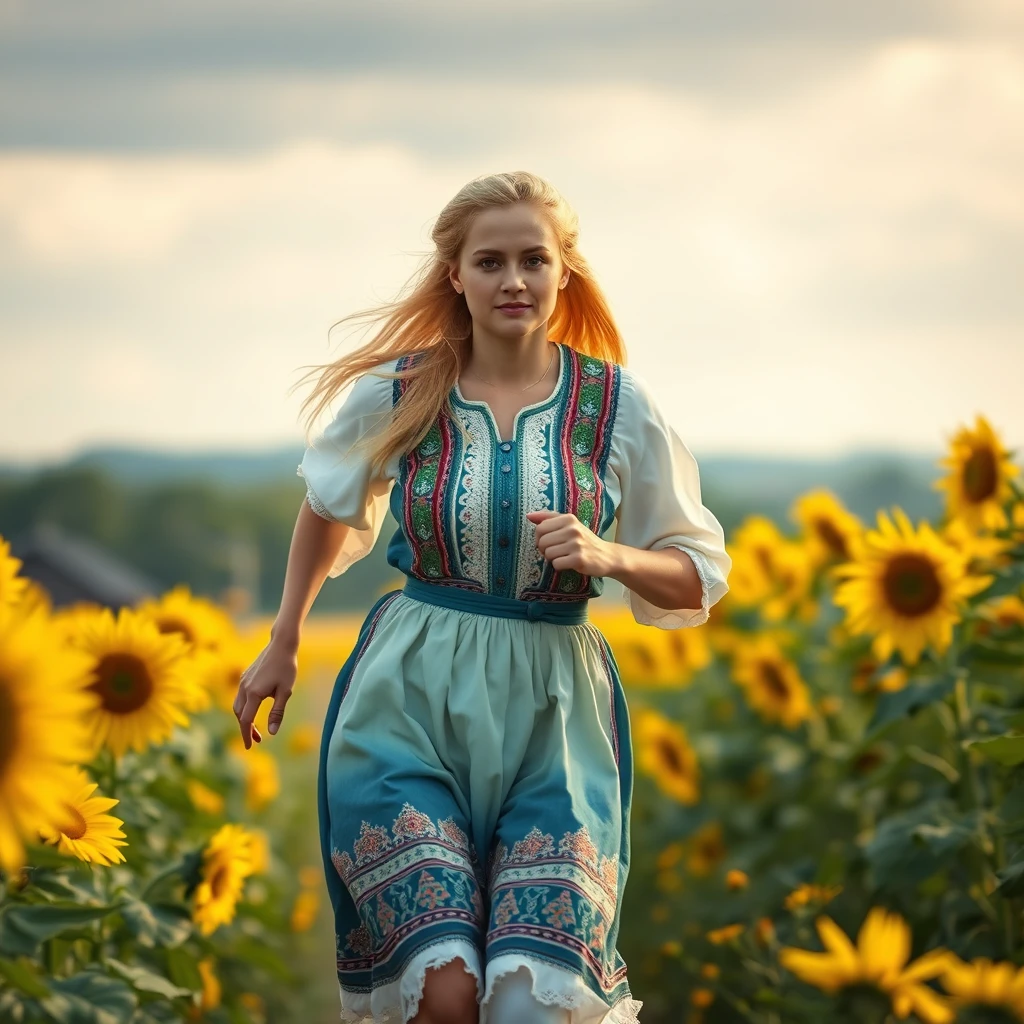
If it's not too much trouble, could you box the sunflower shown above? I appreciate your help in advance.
[780,907,954,1024]
[191,823,257,936]
[196,958,221,1011]
[791,490,863,568]
[726,518,817,621]
[632,707,700,804]
[248,829,271,875]
[784,883,842,912]
[202,635,259,712]
[49,601,104,647]
[71,607,196,758]
[137,585,239,712]
[606,611,712,688]
[934,415,1020,532]
[0,537,28,612]
[851,655,909,695]
[707,923,744,945]
[0,610,98,873]
[941,517,1015,577]
[289,887,320,932]
[687,822,726,877]
[229,739,280,811]
[976,594,1024,635]
[940,956,1024,1021]
[136,584,235,654]
[186,779,225,817]
[730,635,813,729]
[724,517,785,607]
[38,765,127,866]
[762,541,817,623]
[831,507,994,666]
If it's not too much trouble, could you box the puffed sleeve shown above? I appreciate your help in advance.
[296,363,398,579]
[610,368,731,628]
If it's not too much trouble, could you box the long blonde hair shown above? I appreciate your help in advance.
[293,170,628,478]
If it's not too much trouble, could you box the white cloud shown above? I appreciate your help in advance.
[1,34,1022,460]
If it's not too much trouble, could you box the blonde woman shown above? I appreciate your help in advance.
[234,171,731,1024]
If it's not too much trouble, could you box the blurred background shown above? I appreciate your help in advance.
[2,3,1023,1023]
[2,0,1022,617]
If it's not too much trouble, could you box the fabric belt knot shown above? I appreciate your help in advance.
[401,576,589,625]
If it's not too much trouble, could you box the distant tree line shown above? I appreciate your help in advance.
[0,458,940,614]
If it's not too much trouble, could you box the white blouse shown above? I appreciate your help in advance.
[298,351,731,629]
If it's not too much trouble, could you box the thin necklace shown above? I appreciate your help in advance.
[465,344,556,392]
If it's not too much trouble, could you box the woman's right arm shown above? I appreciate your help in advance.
[232,498,353,749]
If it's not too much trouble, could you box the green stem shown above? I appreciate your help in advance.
[954,673,1002,925]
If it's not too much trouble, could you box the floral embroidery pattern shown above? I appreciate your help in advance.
[543,348,620,599]
[392,345,623,604]
[487,821,627,992]
[330,802,485,972]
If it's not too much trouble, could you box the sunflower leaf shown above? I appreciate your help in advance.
[996,857,1024,896]
[163,947,203,992]
[965,735,1024,767]
[977,563,1024,601]
[118,900,192,950]
[39,968,137,1024]
[228,934,292,981]
[0,955,50,998]
[0,903,124,957]
[864,800,977,886]
[865,673,958,738]
[104,958,193,1000]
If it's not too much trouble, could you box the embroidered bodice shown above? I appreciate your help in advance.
[299,342,731,628]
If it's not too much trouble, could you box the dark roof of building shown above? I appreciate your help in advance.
[9,523,161,609]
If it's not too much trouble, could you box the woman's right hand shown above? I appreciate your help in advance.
[232,637,299,750]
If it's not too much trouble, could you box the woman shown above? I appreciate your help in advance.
[233,171,731,1024]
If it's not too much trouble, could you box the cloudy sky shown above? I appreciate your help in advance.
[1,0,1022,464]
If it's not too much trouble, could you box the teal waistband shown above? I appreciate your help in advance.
[401,576,589,624]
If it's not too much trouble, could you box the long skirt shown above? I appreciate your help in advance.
[316,577,643,1023]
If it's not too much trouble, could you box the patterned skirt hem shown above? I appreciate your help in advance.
[479,952,642,1024]
[338,937,483,1023]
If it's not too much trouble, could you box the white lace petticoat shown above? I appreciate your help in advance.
[336,938,642,1023]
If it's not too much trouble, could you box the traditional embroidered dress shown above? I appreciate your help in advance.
[299,343,731,1023]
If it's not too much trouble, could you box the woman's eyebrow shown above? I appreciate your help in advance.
[471,245,551,256]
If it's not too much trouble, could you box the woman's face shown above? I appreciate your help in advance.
[450,201,570,342]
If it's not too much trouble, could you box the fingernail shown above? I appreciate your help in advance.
[269,723,278,734]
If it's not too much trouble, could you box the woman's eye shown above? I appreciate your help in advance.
[479,257,545,269]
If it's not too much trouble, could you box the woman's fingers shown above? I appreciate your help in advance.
[267,689,292,735]
[238,692,263,749]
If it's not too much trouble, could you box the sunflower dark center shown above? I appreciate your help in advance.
[759,662,791,701]
[157,617,196,646]
[60,804,89,841]
[628,642,657,675]
[209,864,229,899]
[958,1004,1023,1024]
[656,737,686,777]
[963,446,998,503]
[882,554,941,616]
[0,682,16,777]
[90,654,154,714]
[815,518,849,558]
[835,984,891,1018]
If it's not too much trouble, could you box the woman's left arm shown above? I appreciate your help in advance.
[604,543,704,612]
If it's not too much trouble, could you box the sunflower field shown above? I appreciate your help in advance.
[1,413,1024,1024]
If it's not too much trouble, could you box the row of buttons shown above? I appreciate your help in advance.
[496,440,514,589]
